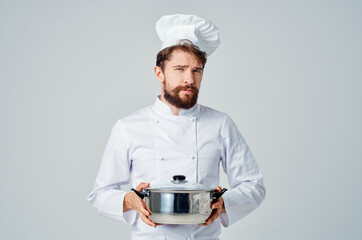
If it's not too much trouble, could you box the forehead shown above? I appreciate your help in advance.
[166,50,203,67]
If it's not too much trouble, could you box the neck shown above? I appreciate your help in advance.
[159,94,181,115]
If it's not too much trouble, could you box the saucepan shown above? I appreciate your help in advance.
[132,175,227,224]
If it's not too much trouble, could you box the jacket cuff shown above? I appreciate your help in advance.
[97,190,137,225]
[120,191,138,225]
[219,211,230,227]
[220,190,249,226]
[219,195,231,227]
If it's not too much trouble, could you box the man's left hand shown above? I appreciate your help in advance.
[199,186,226,226]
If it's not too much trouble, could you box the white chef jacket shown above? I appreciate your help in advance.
[87,96,266,240]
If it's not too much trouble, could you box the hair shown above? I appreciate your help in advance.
[156,40,207,72]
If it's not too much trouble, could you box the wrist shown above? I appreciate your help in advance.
[123,192,133,212]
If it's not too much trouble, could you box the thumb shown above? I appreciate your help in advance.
[135,182,150,191]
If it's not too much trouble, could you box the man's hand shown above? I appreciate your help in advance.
[123,182,161,228]
[199,186,226,226]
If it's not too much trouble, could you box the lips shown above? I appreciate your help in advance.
[180,86,196,92]
[174,85,197,95]
[182,89,194,93]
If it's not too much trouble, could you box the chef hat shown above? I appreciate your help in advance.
[156,14,220,57]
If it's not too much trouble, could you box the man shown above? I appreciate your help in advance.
[87,14,266,240]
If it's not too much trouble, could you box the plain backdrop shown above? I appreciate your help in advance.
[1,0,361,239]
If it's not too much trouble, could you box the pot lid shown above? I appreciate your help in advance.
[148,175,211,191]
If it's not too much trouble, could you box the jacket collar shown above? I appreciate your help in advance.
[152,95,199,117]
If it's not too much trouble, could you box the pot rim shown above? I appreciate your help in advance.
[145,189,212,193]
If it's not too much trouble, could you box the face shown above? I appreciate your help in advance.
[155,50,204,109]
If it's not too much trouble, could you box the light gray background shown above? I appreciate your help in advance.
[1,0,361,239]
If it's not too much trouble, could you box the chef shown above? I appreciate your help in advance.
[87,14,266,240]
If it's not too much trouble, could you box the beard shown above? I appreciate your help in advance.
[163,79,199,109]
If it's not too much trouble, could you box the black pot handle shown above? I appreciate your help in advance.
[131,188,147,199]
[211,188,228,200]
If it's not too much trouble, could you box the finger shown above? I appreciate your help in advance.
[199,212,215,226]
[199,209,221,226]
[136,205,151,217]
[136,203,159,228]
[215,186,222,192]
[139,213,156,228]
[135,182,150,191]
[134,198,150,215]
[204,214,219,225]
[136,182,150,191]
[141,202,162,226]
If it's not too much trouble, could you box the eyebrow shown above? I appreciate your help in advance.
[173,65,204,70]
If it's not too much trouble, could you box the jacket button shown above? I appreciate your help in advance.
[159,156,164,160]
[153,119,159,123]
[190,118,195,122]
[191,155,195,160]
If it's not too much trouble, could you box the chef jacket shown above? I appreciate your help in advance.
[87,96,266,240]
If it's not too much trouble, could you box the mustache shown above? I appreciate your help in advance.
[173,84,197,93]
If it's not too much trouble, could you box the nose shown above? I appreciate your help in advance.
[184,69,195,85]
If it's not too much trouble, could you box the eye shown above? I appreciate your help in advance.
[193,69,202,73]
[175,68,183,71]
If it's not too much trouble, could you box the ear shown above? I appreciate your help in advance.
[154,66,165,83]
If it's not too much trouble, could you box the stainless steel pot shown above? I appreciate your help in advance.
[132,175,227,224]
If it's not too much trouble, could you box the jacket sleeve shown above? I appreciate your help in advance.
[87,119,137,225]
[218,114,266,227]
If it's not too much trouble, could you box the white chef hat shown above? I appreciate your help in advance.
[155,14,220,57]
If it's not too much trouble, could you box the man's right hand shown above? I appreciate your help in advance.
[123,182,160,228]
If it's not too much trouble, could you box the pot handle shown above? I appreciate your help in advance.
[211,188,228,200]
[131,188,148,199]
